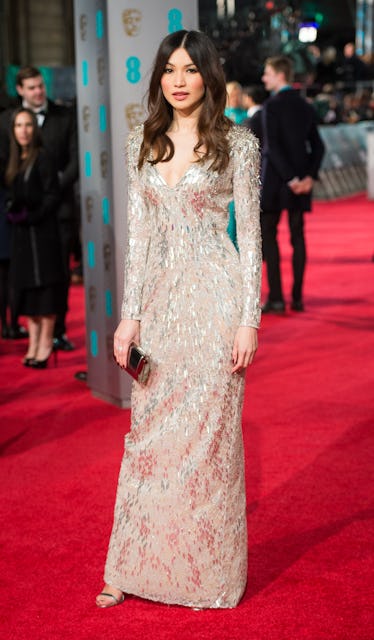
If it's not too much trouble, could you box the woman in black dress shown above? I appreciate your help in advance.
[5,107,64,368]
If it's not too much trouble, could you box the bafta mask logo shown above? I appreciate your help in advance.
[79,14,88,41]
[85,195,94,223]
[97,57,105,86]
[103,242,111,272]
[88,285,97,312]
[122,9,142,36]
[100,151,108,179]
[125,103,145,130]
[82,105,90,132]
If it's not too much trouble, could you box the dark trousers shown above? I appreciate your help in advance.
[0,259,10,328]
[261,210,306,303]
[2,262,22,331]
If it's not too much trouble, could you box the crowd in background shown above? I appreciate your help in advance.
[301,42,374,125]
[0,67,78,368]
[214,29,374,127]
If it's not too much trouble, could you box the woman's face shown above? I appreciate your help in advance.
[228,86,243,108]
[14,111,34,149]
[160,47,205,114]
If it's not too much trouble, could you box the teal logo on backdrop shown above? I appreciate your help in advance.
[85,151,92,177]
[96,10,104,39]
[99,105,107,132]
[168,8,183,32]
[102,197,110,224]
[90,330,99,357]
[82,60,89,86]
[87,241,95,268]
[126,57,141,83]
[105,290,113,317]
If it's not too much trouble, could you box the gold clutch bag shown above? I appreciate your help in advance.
[125,342,150,385]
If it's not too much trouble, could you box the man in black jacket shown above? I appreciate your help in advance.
[260,56,325,313]
[0,66,78,349]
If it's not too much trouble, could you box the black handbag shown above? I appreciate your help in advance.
[125,343,150,385]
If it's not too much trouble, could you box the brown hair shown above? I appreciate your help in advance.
[16,66,43,87]
[5,107,42,185]
[265,56,294,83]
[138,30,232,173]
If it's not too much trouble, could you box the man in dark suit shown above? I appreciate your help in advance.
[0,66,79,348]
[260,56,325,313]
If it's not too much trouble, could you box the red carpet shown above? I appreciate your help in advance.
[1,194,373,640]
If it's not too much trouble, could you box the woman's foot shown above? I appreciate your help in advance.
[34,342,54,362]
[22,350,37,365]
[96,585,125,608]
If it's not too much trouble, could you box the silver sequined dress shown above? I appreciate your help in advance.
[104,124,262,608]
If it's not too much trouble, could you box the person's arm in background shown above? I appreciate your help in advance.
[26,151,60,225]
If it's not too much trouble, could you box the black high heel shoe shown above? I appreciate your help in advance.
[22,357,36,367]
[30,345,58,369]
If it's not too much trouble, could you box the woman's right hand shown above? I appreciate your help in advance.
[113,318,140,368]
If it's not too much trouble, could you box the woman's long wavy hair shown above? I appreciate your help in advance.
[138,30,232,173]
[5,107,42,186]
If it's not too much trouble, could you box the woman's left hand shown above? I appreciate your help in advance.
[232,326,258,374]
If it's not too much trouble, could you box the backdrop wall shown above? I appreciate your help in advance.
[73,1,198,406]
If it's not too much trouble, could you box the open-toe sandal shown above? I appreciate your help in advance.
[97,591,125,608]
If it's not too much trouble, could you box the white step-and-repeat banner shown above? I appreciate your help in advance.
[74,1,198,406]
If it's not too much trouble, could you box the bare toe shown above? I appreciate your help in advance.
[96,586,124,608]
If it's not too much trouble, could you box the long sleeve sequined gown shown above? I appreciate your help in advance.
[104,124,262,609]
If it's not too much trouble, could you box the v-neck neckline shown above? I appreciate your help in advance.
[152,163,194,190]
[149,145,203,189]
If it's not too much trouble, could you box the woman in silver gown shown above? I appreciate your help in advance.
[96,30,262,610]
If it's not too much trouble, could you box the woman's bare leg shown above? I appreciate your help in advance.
[35,315,56,361]
[24,316,41,360]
